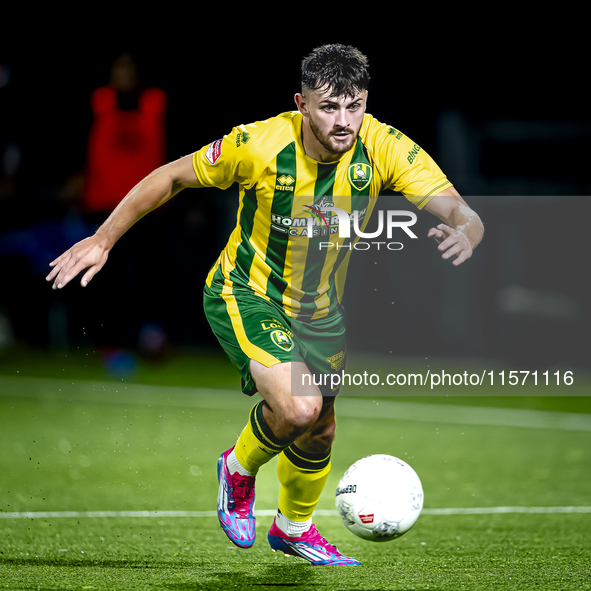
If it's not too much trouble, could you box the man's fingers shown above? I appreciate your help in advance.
[51,268,77,290]
[429,224,474,267]
[428,224,453,244]
[81,268,96,287]
[441,241,463,259]
[442,241,473,265]
[46,252,71,280]
[428,228,445,244]
[452,251,470,266]
[47,248,79,282]
[80,252,108,287]
[48,247,75,267]
[437,234,458,252]
[51,256,91,289]
[47,239,109,289]
[435,230,473,264]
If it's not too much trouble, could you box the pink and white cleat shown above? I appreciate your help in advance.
[268,518,360,565]
[217,447,256,548]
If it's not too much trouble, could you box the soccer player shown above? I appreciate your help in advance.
[46,44,484,565]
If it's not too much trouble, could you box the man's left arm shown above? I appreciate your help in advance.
[424,187,484,267]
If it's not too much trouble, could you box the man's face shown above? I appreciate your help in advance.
[296,86,367,161]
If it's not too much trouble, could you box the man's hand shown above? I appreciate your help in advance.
[424,187,483,267]
[46,236,110,289]
[428,223,473,267]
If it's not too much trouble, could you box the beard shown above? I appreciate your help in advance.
[308,115,358,157]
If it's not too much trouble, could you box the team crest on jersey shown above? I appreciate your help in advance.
[270,330,294,352]
[347,163,373,191]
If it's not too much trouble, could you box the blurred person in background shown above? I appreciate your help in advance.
[76,52,169,352]
[81,52,167,225]
[1,53,169,351]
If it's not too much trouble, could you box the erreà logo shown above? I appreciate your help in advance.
[348,163,373,191]
[276,175,295,192]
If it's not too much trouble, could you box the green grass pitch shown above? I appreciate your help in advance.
[1,349,590,590]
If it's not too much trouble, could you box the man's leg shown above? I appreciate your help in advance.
[217,361,322,548]
[248,360,329,532]
[249,361,359,565]
[275,400,335,533]
[231,360,323,477]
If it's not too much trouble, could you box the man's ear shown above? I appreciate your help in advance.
[294,93,307,115]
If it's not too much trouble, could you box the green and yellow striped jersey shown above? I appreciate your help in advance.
[193,111,451,320]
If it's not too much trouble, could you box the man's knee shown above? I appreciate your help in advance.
[282,395,322,432]
[250,360,323,439]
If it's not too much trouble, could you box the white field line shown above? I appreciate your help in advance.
[1,507,591,519]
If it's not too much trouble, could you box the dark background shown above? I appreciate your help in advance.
[1,23,588,372]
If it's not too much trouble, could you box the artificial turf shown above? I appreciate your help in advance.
[1,349,590,590]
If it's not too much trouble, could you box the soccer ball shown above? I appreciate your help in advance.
[335,454,424,542]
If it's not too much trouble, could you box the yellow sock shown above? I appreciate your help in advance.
[234,400,290,475]
[277,443,331,522]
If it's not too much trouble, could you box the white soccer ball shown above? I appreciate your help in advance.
[335,454,424,542]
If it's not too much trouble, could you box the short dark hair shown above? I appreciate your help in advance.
[301,44,370,99]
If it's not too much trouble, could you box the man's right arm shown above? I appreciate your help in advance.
[46,154,201,290]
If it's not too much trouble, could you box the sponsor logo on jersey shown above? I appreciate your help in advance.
[236,131,250,147]
[276,175,295,191]
[388,127,403,139]
[407,143,422,165]
[205,139,223,165]
[347,163,373,191]
[315,196,335,209]
[304,205,330,229]
[270,213,293,234]
[269,202,369,238]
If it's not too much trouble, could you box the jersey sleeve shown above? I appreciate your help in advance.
[192,125,257,190]
[368,119,452,209]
